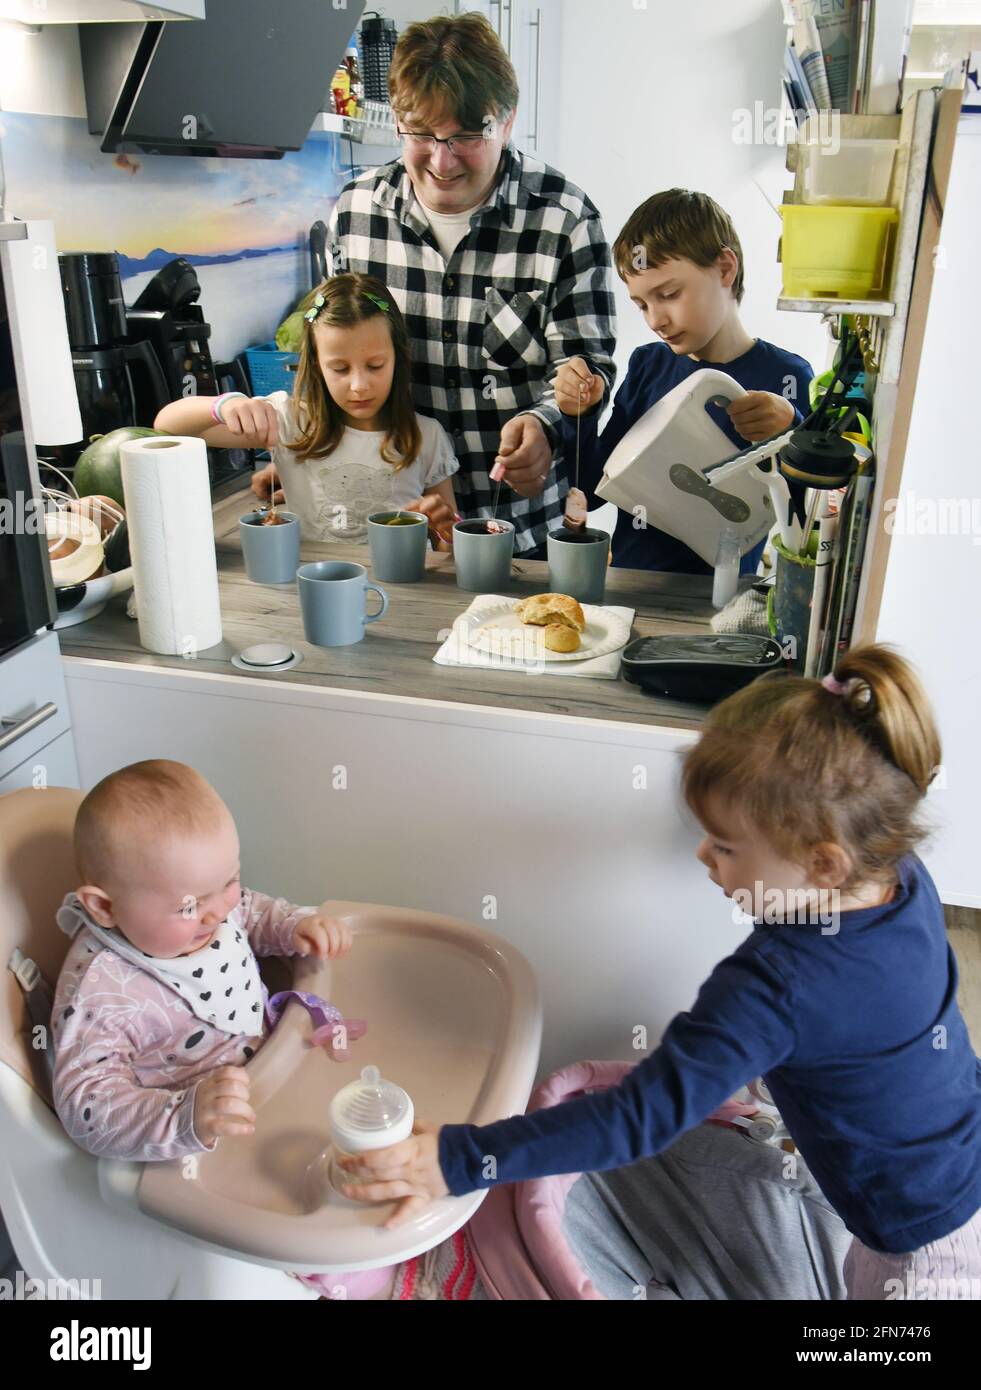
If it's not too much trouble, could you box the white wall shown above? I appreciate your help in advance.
[876,121,981,909]
[551,0,829,388]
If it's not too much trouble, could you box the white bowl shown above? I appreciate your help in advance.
[53,567,134,629]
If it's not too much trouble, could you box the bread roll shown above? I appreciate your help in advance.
[543,623,580,653]
[514,593,585,632]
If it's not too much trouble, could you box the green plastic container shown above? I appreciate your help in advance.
[771,536,816,672]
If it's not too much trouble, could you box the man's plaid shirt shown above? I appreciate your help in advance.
[326,144,617,554]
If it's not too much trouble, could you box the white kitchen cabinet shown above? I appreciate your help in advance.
[61,658,729,1078]
[0,633,79,793]
[454,0,562,167]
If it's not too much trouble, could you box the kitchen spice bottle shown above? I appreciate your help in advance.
[332,62,351,117]
[344,45,364,119]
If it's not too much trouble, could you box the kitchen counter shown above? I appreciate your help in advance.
[57,490,726,732]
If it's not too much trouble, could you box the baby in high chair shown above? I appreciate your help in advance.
[51,758,352,1162]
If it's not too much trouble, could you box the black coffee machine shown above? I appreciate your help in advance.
[125,258,253,491]
[36,251,172,474]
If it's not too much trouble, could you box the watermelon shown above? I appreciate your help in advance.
[73,426,165,507]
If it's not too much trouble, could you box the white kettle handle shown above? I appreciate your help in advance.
[686,368,746,410]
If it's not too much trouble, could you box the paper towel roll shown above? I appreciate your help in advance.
[120,435,223,656]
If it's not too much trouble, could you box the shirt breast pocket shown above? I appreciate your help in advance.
[481,287,548,372]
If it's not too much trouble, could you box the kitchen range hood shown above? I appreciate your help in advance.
[80,0,365,159]
[0,2,204,20]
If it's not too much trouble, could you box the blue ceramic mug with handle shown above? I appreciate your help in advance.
[297,561,389,647]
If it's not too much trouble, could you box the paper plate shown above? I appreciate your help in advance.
[461,601,631,663]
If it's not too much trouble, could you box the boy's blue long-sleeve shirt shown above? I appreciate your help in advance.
[439,856,981,1254]
[562,338,814,574]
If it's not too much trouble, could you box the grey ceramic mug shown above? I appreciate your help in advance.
[367,510,428,583]
[239,510,301,585]
[452,518,515,592]
[296,561,389,647]
[547,526,610,605]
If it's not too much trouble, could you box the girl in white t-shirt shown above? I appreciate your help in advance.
[155,273,460,544]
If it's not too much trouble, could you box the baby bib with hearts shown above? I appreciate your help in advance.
[56,891,264,1036]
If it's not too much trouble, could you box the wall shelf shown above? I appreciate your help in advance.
[777,296,897,317]
[309,111,400,149]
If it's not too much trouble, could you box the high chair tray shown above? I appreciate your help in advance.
[134,903,541,1273]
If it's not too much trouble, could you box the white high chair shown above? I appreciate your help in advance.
[0,787,542,1299]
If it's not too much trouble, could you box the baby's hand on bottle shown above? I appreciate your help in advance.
[250,462,285,506]
[726,391,796,443]
[193,1066,255,1147]
[337,1123,448,1227]
[406,494,459,544]
[222,395,280,449]
[555,357,605,417]
[294,912,353,960]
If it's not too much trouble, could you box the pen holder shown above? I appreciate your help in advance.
[770,537,815,673]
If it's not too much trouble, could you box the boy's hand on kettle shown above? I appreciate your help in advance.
[555,357,605,417]
[250,463,285,506]
[293,912,354,960]
[727,391,796,443]
[493,414,552,499]
[406,494,459,544]
[336,1123,449,1227]
[193,1066,255,1146]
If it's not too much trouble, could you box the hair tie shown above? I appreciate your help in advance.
[822,673,850,696]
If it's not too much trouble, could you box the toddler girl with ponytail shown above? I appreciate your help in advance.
[340,645,981,1301]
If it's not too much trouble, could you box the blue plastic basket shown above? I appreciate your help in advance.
[243,341,300,397]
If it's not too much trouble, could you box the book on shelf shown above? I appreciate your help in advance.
[817,464,876,670]
[785,44,818,118]
[786,0,870,114]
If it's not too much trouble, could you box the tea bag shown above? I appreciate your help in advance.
[563,389,588,531]
[563,487,588,531]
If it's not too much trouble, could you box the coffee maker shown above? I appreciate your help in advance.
[36,251,172,474]
[124,258,253,491]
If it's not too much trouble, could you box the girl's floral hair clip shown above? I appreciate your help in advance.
[304,291,326,323]
[361,291,389,313]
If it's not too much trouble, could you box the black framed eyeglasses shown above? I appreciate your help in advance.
[396,126,488,155]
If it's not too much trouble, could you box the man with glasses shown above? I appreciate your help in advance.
[323,11,617,556]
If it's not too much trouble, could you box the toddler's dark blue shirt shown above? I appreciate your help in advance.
[440,856,981,1254]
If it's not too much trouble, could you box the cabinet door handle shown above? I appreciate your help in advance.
[528,9,542,149]
[0,702,57,754]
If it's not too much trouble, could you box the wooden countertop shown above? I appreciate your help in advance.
[58,489,723,731]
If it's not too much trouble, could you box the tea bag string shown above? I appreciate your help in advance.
[575,384,583,493]
[491,473,502,523]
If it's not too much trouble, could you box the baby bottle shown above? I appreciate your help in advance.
[325,1065,414,1203]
